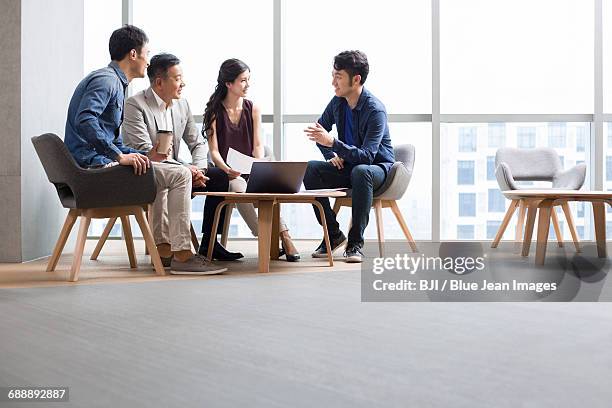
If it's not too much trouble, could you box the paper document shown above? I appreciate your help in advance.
[226,148,269,174]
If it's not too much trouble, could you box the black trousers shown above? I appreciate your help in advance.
[192,167,229,244]
[302,160,386,246]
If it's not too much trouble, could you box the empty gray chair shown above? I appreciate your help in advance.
[491,147,585,250]
[333,144,418,256]
[32,133,164,281]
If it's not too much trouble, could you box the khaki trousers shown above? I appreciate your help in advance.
[151,163,192,252]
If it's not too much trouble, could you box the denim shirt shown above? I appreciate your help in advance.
[317,87,395,175]
[64,62,142,167]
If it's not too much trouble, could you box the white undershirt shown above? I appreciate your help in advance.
[152,89,174,132]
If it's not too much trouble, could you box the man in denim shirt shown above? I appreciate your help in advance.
[304,50,394,263]
[64,25,226,275]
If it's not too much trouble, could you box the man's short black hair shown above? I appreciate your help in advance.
[109,25,148,61]
[147,53,181,83]
[334,50,369,85]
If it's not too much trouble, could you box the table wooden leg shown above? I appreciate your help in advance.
[270,202,280,260]
[593,201,607,258]
[312,200,334,267]
[535,200,554,265]
[522,200,540,257]
[207,201,230,261]
[257,200,274,273]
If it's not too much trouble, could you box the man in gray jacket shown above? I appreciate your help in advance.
[123,53,242,261]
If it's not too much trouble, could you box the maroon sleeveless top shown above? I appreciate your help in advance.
[215,99,254,162]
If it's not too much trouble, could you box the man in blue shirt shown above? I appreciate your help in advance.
[64,25,226,275]
[304,50,394,263]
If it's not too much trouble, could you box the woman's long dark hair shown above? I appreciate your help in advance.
[202,58,250,138]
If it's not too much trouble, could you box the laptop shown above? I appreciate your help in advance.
[246,161,308,193]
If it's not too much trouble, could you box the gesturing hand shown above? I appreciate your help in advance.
[304,122,334,147]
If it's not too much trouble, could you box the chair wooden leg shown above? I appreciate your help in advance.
[550,208,564,248]
[515,199,527,243]
[134,207,165,276]
[312,200,334,267]
[47,209,79,272]
[522,200,541,257]
[374,200,385,257]
[90,217,117,260]
[561,202,581,253]
[221,204,234,247]
[190,223,199,252]
[69,215,91,282]
[592,201,607,258]
[389,200,417,252]
[491,199,519,248]
[120,216,137,268]
[535,201,553,265]
[332,199,342,215]
[145,205,151,255]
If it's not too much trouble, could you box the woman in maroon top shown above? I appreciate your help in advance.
[203,59,299,261]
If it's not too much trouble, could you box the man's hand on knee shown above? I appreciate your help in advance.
[118,153,150,175]
[328,156,345,170]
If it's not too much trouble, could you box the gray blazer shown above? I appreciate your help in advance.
[122,87,208,169]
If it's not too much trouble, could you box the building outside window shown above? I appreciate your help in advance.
[576,125,586,152]
[517,127,536,148]
[457,160,475,185]
[548,122,567,148]
[486,221,501,239]
[458,127,477,152]
[488,189,505,212]
[487,123,506,148]
[459,193,476,216]
[487,156,496,181]
[457,225,475,239]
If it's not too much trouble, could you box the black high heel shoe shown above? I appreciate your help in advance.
[280,241,300,262]
[198,240,243,261]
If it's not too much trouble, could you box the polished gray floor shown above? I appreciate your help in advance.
[1,269,611,407]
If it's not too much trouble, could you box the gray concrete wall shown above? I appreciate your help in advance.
[0,0,84,262]
[20,0,84,262]
[0,0,23,262]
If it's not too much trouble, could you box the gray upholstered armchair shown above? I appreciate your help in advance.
[491,147,584,250]
[32,133,165,281]
[333,144,418,256]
